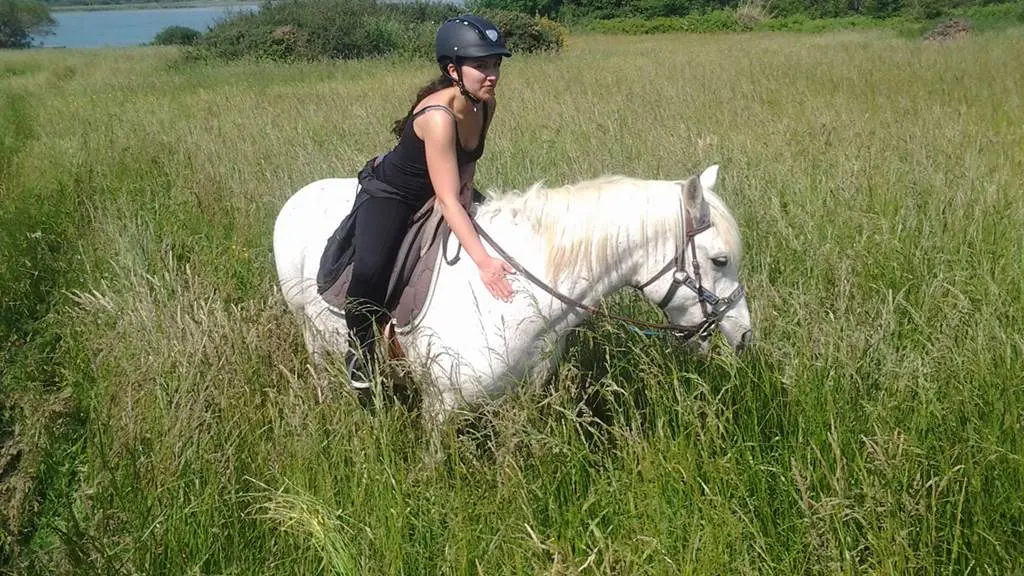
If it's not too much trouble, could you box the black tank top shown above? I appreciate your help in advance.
[371,102,490,207]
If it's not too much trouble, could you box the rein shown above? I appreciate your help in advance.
[471,200,744,341]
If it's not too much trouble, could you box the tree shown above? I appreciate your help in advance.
[153,25,201,46]
[0,0,56,49]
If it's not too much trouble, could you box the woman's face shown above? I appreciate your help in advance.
[449,56,502,100]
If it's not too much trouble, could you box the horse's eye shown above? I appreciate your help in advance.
[711,256,729,268]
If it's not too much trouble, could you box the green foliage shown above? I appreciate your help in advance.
[753,12,910,31]
[475,0,1016,23]
[577,1,1020,34]
[0,0,55,49]
[861,0,903,18]
[559,0,644,20]
[188,0,423,62]
[902,0,947,19]
[153,25,201,46]
[958,1,1024,30]
[579,9,740,32]
[188,0,564,63]
[469,0,565,19]
[476,7,568,52]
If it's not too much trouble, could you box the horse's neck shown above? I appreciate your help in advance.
[475,203,649,317]
[546,242,638,307]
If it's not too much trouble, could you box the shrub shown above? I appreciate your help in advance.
[461,0,1024,24]
[190,0,405,61]
[476,8,568,52]
[957,2,1024,31]
[537,15,570,48]
[188,1,566,63]
[467,0,564,19]
[753,12,914,31]
[735,0,772,28]
[579,10,741,33]
[153,25,201,46]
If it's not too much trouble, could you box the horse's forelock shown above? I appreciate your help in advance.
[702,189,743,265]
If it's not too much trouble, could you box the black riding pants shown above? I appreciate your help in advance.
[345,193,417,363]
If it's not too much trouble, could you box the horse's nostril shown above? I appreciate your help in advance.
[739,329,754,349]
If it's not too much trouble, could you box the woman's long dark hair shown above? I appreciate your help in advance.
[391,73,455,139]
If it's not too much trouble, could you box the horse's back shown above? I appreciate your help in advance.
[273,178,359,311]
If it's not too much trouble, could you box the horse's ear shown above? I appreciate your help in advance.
[682,175,705,214]
[699,164,719,192]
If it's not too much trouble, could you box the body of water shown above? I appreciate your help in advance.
[36,3,259,49]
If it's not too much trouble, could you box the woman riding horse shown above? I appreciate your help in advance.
[343,15,516,397]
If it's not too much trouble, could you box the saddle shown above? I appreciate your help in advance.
[318,196,458,332]
[317,151,489,333]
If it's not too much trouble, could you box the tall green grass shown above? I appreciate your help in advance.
[1,27,1022,573]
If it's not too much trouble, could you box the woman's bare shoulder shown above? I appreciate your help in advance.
[413,87,457,115]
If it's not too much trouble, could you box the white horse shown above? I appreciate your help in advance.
[273,165,752,426]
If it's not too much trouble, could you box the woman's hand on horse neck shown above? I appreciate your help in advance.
[421,110,514,302]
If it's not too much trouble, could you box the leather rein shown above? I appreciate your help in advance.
[471,197,745,341]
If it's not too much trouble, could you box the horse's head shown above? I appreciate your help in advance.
[635,165,753,353]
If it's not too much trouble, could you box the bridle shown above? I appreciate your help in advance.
[635,213,745,339]
[470,190,746,342]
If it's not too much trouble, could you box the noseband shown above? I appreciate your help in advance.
[636,214,745,339]
[471,190,745,341]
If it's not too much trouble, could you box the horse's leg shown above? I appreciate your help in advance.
[303,320,325,368]
[301,319,334,403]
[303,302,354,403]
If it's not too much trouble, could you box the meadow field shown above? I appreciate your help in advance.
[2,26,1023,574]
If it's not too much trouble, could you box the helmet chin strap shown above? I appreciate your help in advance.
[451,62,481,111]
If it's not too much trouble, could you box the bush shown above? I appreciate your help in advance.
[735,0,771,28]
[579,10,741,33]
[536,14,570,48]
[0,0,55,49]
[466,0,1023,24]
[957,1,1024,31]
[152,25,201,46]
[558,0,643,22]
[467,0,564,19]
[753,12,913,31]
[476,8,568,52]
[189,0,410,61]
[188,0,566,63]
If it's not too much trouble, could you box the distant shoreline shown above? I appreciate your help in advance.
[49,0,256,12]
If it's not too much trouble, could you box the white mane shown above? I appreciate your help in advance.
[481,175,742,282]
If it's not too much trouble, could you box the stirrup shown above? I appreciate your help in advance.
[349,377,372,391]
[346,353,375,410]
[346,351,373,391]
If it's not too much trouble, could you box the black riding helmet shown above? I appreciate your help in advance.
[435,14,511,104]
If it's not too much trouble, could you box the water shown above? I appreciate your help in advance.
[36,3,260,49]
[34,0,463,49]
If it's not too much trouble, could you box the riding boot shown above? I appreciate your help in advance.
[346,338,376,409]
